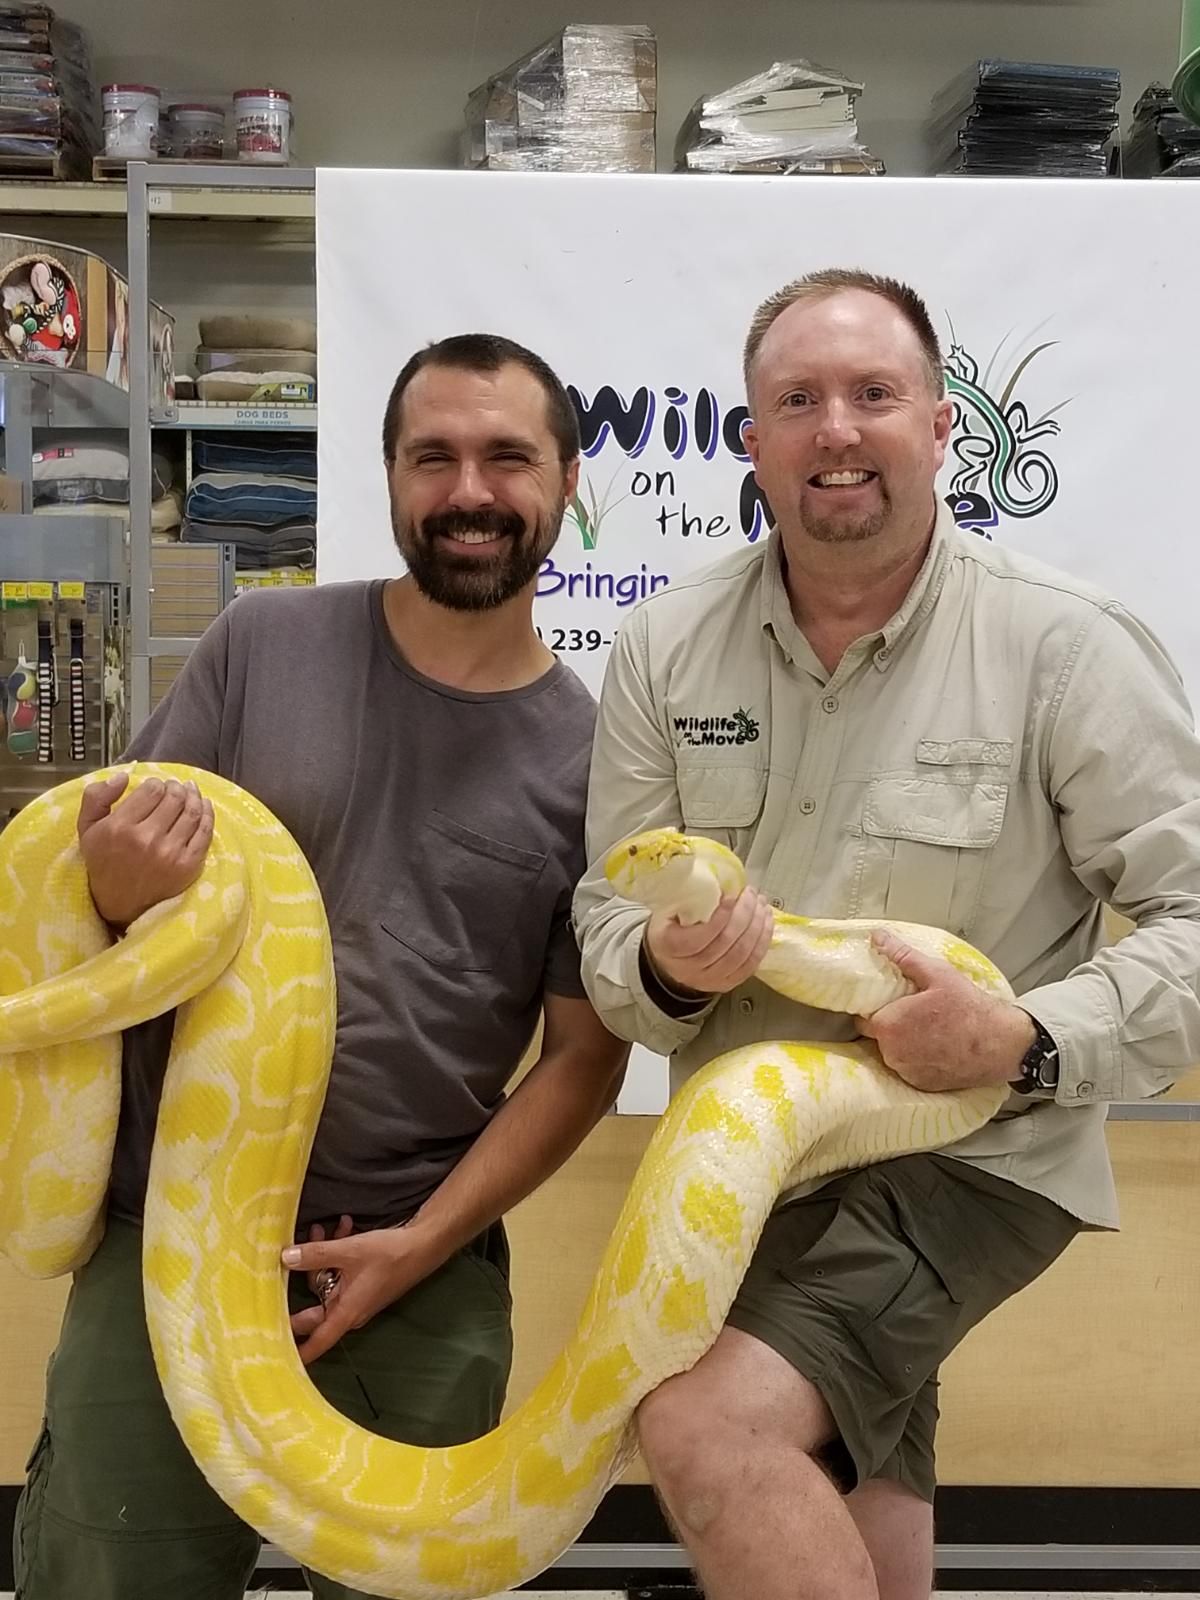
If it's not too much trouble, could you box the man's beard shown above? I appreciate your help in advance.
[800,479,892,544]
[391,500,564,612]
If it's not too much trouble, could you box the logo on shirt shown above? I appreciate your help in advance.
[673,708,760,748]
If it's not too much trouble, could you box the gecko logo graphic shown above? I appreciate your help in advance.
[673,708,760,748]
[942,333,1065,537]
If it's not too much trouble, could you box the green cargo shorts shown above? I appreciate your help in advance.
[14,1211,513,1600]
[725,1152,1080,1503]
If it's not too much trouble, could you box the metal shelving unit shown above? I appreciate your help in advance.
[0,361,132,820]
[124,160,316,733]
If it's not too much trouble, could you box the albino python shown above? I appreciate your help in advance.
[0,762,1011,1599]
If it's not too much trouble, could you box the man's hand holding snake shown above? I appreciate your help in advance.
[857,929,1038,1093]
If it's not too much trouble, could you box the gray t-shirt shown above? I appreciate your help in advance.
[110,579,596,1231]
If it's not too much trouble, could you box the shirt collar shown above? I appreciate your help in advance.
[759,525,800,664]
[759,498,957,673]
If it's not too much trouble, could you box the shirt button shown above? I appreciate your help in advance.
[821,695,839,714]
[1076,1080,1094,1098]
[739,997,754,1015]
[800,797,817,815]
[770,897,783,909]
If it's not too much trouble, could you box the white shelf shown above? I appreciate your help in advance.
[0,179,313,221]
[148,184,314,221]
[0,180,126,217]
[156,401,318,430]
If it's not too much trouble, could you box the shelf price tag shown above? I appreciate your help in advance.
[28,581,54,600]
[1,582,29,602]
[58,582,86,600]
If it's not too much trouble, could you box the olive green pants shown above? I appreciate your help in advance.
[14,1213,513,1600]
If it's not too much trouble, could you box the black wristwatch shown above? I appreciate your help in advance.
[1009,1015,1060,1096]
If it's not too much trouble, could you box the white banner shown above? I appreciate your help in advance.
[317,168,1200,1110]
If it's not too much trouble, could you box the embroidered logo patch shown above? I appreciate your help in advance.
[672,708,760,748]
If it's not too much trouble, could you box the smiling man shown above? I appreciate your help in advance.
[15,334,627,1600]
[386,349,570,614]
[574,269,1200,1600]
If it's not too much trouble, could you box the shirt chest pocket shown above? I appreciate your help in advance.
[852,774,1007,937]
[382,811,547,972]
[676,763,767,854]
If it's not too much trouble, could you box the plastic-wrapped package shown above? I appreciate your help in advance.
[463,24,657,174]
[929,60,1122,178]
[1123,81,1200,178]
[676,59,885,175]
[0,3,98,176]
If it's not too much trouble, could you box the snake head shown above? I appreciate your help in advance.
[604,828,746,925]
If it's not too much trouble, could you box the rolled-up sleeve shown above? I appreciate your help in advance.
[1019,604,1200,1104]
[573,609,716,1055]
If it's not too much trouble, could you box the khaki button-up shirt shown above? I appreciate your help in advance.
[574,506,1200,1227]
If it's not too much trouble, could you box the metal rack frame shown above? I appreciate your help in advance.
[252,1537,1200,1582]
[124,160,316,733]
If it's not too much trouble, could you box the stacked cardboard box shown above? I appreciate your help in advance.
[464,24,656,173]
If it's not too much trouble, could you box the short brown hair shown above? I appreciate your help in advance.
[743,269,945,399]
[382,333,581,465]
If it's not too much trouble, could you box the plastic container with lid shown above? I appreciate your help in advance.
[102,83,160,158]
[234,87,292,165]
[170,103,226,161]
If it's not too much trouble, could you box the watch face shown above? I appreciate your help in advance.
[1036,1049,1060,1089]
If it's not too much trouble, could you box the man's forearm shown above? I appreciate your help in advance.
[405,1043,627,1262]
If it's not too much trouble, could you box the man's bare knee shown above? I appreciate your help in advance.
[635,1370,709,1488]
[636,1389,747,1541]
[636,1329,839,1528]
